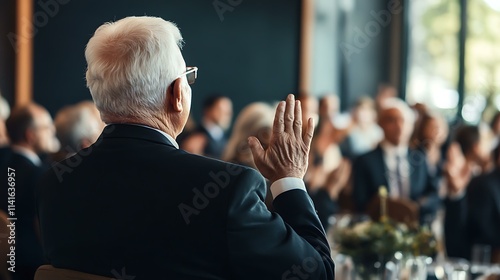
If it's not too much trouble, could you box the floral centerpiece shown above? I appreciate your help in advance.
[332,188,437,279]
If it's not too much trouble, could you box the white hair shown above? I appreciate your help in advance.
[380,97,415,124]
[55,101,103,151]
[85,16,185,122]
[0,93,10,120]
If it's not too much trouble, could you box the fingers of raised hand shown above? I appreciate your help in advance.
[303,118,314,149]
[273,101,285,134]
[284,94,296,133]
[294,100,302,139]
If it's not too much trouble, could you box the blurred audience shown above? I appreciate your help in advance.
[411,112,449,191]
[222,102,274,168]
[0,94,11,167]
[375,84,397,112]
[352,98,440,223]
[52,101,104,162]
[491,111,500,148]
[222,102,274,208]
[444,145,500,262]
[342,97,383,159]
[3,103,59,280]
[181,95,232,158]
[300,94,352,229]
[297,93,319,130]
[0,93,10,120]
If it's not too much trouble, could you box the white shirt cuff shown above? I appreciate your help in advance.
[270,177,307,199]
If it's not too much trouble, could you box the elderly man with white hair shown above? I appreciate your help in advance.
[36,16,334,279]
[352,97,440,223]
[52,101,104,162]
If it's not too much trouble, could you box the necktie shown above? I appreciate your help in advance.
[395,155,404,198]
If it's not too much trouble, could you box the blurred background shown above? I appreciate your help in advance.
[2,0,497,124]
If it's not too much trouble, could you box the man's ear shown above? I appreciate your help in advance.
[169,77,184,113]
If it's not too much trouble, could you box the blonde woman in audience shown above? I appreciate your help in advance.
[304,94,352,229]
[222,102,274,168]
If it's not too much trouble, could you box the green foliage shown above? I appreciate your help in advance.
[334,219,437,262]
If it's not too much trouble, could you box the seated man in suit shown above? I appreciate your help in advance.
[444,144,500,261]
[4,103,59,280]
[352,98,440,223]
[181,95,233,159]
[36,16,334,280]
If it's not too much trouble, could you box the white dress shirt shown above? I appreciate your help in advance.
[202,121,224,141]
[123,124,179,149]
[380,141,410,199]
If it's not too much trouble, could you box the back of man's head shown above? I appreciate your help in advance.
[85,16,185,123]
[6,105,34,145]
[202,95,228,113]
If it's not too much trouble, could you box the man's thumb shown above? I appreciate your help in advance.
[248,136,264,160]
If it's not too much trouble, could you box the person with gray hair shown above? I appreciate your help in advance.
[0,93,10,146]
[52,101,104,162]
[37,16,334,279]
[352,97,440,223]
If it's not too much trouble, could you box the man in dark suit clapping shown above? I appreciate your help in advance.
[36,16,334,279]
[352,98,440,223]
[444,144,500,261]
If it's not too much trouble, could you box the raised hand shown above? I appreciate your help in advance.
[444,142,471,196]
[324,159,352,200]
[248,94,315,184]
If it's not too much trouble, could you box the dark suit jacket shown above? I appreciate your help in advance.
[444,169,500,260]
[309,189,339,231]
[1,151,46,272]
[36,124,334,280]
[197,125,227,159]
[352,146,440,222]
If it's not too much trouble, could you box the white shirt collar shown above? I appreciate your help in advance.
[115,124,179,149]
[380,140,408,158]
[202,121,224,141]
[11,145,42,166]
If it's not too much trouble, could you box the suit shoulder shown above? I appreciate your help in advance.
[180,152,259,177]
[354,147,381,164]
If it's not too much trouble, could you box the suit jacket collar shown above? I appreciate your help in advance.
[373,146,390,190]
[99,124,178,149]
